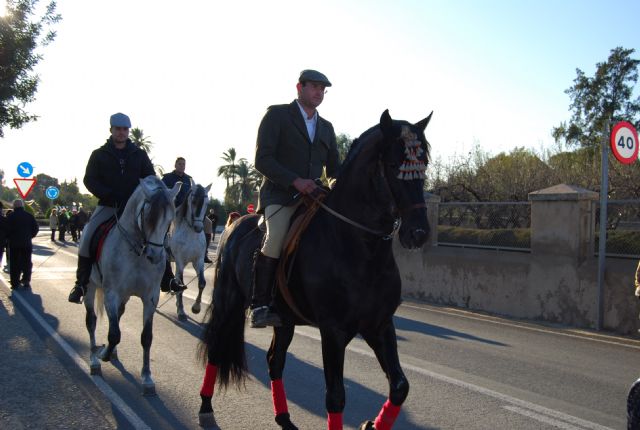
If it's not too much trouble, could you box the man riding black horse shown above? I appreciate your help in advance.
[250,69,340,328]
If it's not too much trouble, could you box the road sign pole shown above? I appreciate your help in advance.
[596,121,610,331]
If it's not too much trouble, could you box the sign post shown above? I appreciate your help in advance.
[598,120,639,330]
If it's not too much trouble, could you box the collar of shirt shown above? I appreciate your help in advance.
[296,100,318,142]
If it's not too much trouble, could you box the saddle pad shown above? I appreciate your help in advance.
[89,217,117,263]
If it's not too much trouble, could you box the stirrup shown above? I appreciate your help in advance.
[250,306,282,328]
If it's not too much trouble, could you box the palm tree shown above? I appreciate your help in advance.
[130,127,154,153]
[217,148,239,190]
[230,159,258,205]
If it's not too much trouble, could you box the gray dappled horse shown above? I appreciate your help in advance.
[169,183,211,321]
[84,176,180,395]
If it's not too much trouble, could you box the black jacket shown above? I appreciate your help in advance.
[162,171,192,207]
[6,207,39,248]
[84,138,156,208]
[0,214,7,246]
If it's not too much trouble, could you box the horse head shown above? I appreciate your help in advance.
[378,109,433,249]
[137,176,181,264]
[184,183,211,233]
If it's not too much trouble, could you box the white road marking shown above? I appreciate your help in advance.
[503,405,586,430]
[0,278,152,430]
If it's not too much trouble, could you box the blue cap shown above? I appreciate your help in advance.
[110,112,131,128]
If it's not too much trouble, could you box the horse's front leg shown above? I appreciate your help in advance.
[99,292,121,363]
[141,297,157,396]
[268,325,298,430]
[359,320,409,430]
[175,261,187,321]
[84,285,101,375]
[320,326,354,430]
[191,260,206,314]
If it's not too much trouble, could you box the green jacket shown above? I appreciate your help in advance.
[255,100,340,212]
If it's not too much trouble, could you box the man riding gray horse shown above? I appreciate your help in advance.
[161,156,194,292]
[68,113,186,304]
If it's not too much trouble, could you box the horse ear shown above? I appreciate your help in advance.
[415,111,433,131]
[170,181,182,201]
[204,183,212,194]
[380,109,393,135]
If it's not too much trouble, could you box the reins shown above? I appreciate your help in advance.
[115,199,166,257]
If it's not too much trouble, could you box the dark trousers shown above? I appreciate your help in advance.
[50,229,57,241]
[59,227,66,241]
[70,228,78,242]
[0,243,4,265]
[205,233,212,255]
[9,246,32,286]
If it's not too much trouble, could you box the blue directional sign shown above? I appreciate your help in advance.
[45,186,60,200]
[17,161,33,178]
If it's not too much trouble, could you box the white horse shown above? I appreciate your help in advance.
[169,183,211,321]
[84,176,180,395]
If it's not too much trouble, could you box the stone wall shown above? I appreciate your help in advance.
[395,184,639,335]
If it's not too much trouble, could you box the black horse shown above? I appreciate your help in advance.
[198,110,433,430]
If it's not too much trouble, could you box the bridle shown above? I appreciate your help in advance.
[309,141,427,240]
[116,194,167,257]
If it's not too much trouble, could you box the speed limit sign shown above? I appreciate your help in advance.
[610,121,639,164]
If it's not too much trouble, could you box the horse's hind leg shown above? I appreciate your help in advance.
[191,261,206,314]
[268,325,298,430]
[175,262,187,321]
[360,320,408,430]
[320,326,355,430]
[84,287,101,375]
[141,298,157,396]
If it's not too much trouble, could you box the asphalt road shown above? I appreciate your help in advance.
[1,229,638,429]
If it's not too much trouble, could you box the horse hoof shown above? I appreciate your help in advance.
[191,302,201,314]
[90,365,101,376]
[110,349,119,361]
[358,420,375,430]
[142,384,156,397]
[99,346,111,362]
[198,412,219,429]
[275,412,298,430]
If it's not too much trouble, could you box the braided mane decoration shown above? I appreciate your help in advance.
[397,125,427,180]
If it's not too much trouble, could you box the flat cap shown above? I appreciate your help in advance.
[110,112,131,128]
[299,69,332,87]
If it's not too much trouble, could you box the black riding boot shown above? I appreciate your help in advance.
[249,253,282,328]
[160,260,187,293]
[68,256,93,304]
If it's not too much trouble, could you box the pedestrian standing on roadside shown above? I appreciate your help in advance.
[0,202,7,268]
[49,208,59,241]
[203,214,213,263]
[6,200,39,289]
[58,208,68,242]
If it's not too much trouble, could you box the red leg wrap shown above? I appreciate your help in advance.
[328,412,343,430]
[374,399,401,430]
[271,379,289,415]
[199,363,218,397]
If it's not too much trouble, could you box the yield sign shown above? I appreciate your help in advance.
[13,178,37,199]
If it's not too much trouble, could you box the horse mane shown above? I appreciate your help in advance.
[337,125,381,179]
[146,186,171,232]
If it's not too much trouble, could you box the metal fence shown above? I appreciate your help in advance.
[595,199,640,258]
[437,202,531,251]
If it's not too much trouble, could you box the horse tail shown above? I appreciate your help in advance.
[197,227,248,389]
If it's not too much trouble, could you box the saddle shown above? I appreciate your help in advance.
[89,216,117,263]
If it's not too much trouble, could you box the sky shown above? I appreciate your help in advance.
[1,0,639,201]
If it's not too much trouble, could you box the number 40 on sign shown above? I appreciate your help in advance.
[611,121,639,164]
